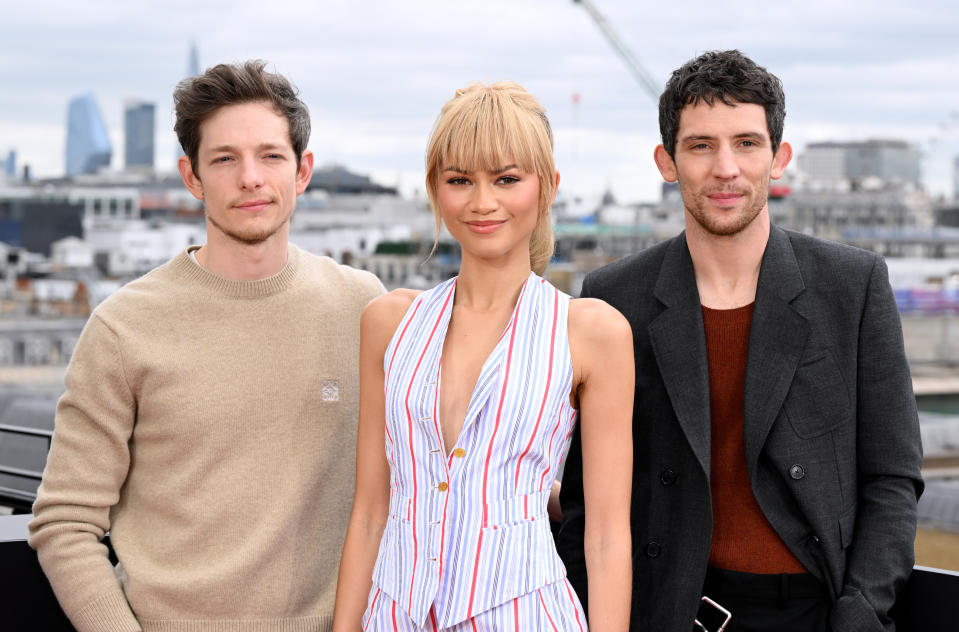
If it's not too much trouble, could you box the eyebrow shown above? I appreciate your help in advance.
[206,142,289,154]
[442,164,518,174]
[680,132,766,144]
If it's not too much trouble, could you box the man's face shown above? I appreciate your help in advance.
[654,100,790,237]
[179,101,312,246]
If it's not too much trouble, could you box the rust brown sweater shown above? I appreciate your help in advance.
[702,303,806,574]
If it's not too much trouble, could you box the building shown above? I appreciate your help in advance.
[306,164,398,195]
[65,94,112,177]
[124,100,155,170]
[774,185,934,245]
[1,151,15,181]
[0,190,84,257]
[954,156,959,201]
[176,42,201,159]
[798,140,921,190]
[797,142,847,188]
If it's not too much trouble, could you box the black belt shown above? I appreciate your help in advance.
[694,567,828,631]
[703,566,827,603]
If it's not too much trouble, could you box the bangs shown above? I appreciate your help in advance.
[431,89,550,177]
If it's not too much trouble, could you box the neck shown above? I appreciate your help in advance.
[686,208,769,309]
[454,252,532,311]
[196,224,290,281]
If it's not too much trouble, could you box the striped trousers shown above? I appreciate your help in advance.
[362,578,588,631]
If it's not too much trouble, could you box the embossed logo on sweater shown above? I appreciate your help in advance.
[320,379,340,402]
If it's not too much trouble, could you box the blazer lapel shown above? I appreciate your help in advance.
[743,227,810,476]
[648,234,712,476]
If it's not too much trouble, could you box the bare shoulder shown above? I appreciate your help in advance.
[361,288,422,350]
[568,297,632,349]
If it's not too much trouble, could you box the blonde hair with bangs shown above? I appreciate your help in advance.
[425,82,556,275]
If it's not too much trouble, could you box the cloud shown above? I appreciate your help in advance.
[1,0,957,199]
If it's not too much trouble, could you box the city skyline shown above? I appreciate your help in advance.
[2,0,958,201]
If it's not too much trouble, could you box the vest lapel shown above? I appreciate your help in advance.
[457,274,534,438]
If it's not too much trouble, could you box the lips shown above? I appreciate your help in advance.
[466,220,506,234]
[234,199,272,212]
[706,190,745,206]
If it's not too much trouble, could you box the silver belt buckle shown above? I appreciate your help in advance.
[693,595,732,632]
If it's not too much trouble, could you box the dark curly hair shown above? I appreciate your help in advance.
[174,60,310,177]
[659,50,785,158]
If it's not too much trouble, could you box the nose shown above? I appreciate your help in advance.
[238,158,264,191]
[469,182,498,214]
[712,145,741,180]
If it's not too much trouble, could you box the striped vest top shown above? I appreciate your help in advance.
[371,272,578,628]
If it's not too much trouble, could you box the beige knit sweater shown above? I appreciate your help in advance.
[29,245,384,632]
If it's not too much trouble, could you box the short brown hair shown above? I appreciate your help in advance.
[425,82,557,275]
[173,60,310,177]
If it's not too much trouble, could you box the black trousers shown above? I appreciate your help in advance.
[695,567,832,632]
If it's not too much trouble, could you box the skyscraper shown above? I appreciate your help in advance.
[3,150,14,179]
[65,93,112,176]
[188,40,200,77]
[176,41,201,160]
[124,100,155,170]
[954,156,959,200]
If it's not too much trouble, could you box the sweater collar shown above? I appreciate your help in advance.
[172,244,301,299]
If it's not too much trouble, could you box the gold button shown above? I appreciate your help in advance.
[452,448,466,458]
[437,482,449,492]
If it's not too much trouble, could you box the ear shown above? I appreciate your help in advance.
[178,155,204,200]
[653,145,678,183]
[295,149,314,195]
[549,170,561,207]
[771,141,792,180]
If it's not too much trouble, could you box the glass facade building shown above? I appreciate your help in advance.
[124,100,155,169]
[65,93,112,177]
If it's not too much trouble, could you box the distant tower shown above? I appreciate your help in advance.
[177,41,201,159]
[4,150,15,179]
[124,100,156,170]
[954,156,959,200]
[65,93,112,176]
[188,40,200,77]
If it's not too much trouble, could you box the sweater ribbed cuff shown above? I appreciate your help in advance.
[73,589,142,632]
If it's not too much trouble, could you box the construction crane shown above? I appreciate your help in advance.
[573,0,660,103]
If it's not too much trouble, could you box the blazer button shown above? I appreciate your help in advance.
[452,448,466,458]
[437,482,449,492]
[659,469,677,486]
[789,464,806,480]
[645,541,662,558]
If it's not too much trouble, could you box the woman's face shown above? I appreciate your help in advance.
[435,159,541,268]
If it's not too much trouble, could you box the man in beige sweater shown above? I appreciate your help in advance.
[29,60,384,632]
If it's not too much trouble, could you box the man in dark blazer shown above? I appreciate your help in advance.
[556,50,924,631]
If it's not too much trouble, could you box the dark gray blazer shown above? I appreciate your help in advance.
[556,226,924,632]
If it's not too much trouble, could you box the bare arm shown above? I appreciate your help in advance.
[332,290,417,631]
[569,297,634,632]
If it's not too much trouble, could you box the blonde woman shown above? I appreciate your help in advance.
[333,82,633,631]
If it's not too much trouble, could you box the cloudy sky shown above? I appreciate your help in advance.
[2,0,958,202]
